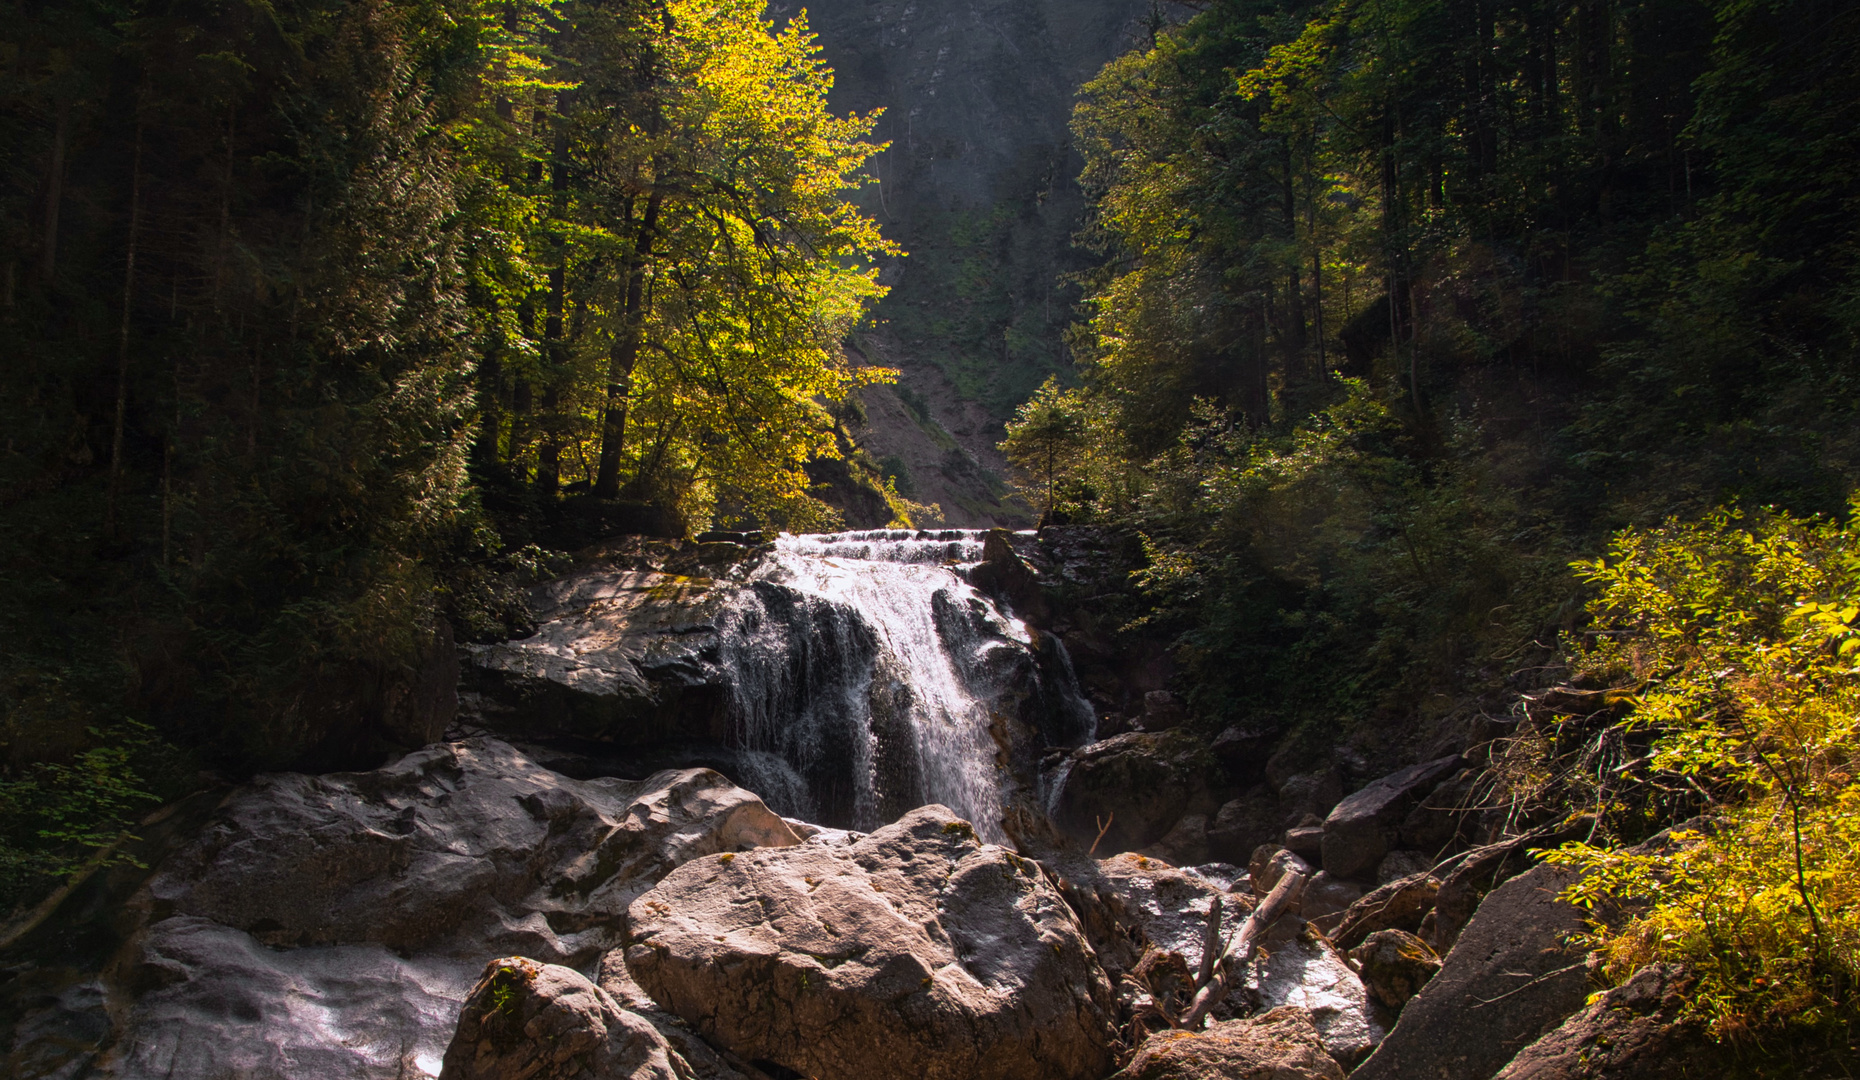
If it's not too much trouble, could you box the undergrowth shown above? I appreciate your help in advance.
[1545,502,1860,1044]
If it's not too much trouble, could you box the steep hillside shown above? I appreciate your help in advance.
[778,0,1165,525]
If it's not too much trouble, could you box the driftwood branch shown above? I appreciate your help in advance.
[1195,895,1224,988]
[1177,865,1308,1030]
[1089,812,1115,857]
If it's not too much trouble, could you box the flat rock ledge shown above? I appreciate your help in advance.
[626,804,1119,1080]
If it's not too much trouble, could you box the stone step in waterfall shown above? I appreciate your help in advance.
[462,530,1097,842]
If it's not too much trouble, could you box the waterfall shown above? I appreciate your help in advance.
[717,529,1093,842]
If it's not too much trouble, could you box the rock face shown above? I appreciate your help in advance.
[1332,872,1442,950]
[1075,851,1231,986]
[625,805,1118,1080]
[1297,872,1364,925]
[142,739,800,961]
[16,739,799,1080]
[1494,964,1711,1080]
[1207,791,1283,864]
[1320,757,1461,881]
[1051,731,1204,853]
[1399,769,1481,853]
[1350,863,1592,1080]
[1349,930,1442,1010]
[1115,1006,1347,1080]
[440,959,689,1080]
[463,553,748,746]
[471,530,1100,837]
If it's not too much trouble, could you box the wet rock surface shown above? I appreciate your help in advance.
[1051,731,1204,854]
[625,805,1119,1080]
[1245,923,1388,1065]
[0,523,1706,1080]
[468,530,1100,836]
[3,739,799,1080]
[1114,1006,1346,1080]
[1083,853,1232,974]
[144,739,800,960]
[463,556,747,745]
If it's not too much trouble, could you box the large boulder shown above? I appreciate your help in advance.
[1115,1007,1346,1080]
[1245,922,1388,1065]
[1079,852,1231,987]
[1350,863,1592,1080]
[1399,768,1482,853]
[1493,964,1712,1080]
[1349,930,1442,1011]
[1277,769,1345,823]
[101,917,484,1080]
[67,739,798,1080]
[1051,731,1204,854]
[1297,871,1364,925]
[143,740,800,960]
[1320,757,1461,881]
[1207,790,1284,864]
[463,560,746,745]
[1144,812,1212,866]
[439,958,691,1080]
[968,528,1050,622]
[625,805,1118,1080]
[1331,872,1442,950]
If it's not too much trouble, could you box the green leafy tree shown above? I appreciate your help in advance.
[1001,376,1090,517]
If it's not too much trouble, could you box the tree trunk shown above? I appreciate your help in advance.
[1178,863,1307,1029]
[40,100,70,281]
[107,123,145,536]
[593,188,664,498]
[1282,142,1306,379]
[537,102,572,495]
[538,264,565,494]
[213,105,236,310]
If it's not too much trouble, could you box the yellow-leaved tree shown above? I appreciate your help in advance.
[612,0,896,527]
[1546,503,1860,1042]
[472,0,898,531]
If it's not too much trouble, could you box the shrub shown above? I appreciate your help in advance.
[1548,502,1860,1040]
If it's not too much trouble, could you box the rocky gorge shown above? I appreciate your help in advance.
[3,529,1694,1079]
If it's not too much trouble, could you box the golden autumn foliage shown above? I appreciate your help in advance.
[1548,505,1860,1039]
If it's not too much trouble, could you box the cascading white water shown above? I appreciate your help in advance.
[717,529,1092,843]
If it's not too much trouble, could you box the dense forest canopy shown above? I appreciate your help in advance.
[1004,0,1860,730]
[0,0,902,900]
[4,0,1860,1058]
[999,0,1860,1050]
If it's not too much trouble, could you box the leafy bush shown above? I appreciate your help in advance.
[1548,504,1860,1040]
[0,721,165,912]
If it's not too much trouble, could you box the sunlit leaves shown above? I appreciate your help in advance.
[1547,500,1860,1038]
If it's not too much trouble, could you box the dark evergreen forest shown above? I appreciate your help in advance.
[4,0,1860,1055]
[996,0,1860,1049]
[1,0,907,896]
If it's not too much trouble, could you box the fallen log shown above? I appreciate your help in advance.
[1177,862,1308,1030]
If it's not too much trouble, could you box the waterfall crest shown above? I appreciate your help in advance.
[718,529,1092,841]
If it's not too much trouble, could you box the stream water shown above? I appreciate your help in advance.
[717,529,1094,842]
